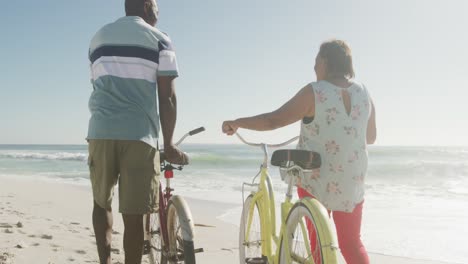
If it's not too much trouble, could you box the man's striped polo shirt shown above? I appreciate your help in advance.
[87,16,179,148]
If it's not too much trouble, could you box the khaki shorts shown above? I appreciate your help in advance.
[88,139,160,214]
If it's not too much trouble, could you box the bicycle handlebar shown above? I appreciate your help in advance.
[175,126,205,146]
[235,132,299,148]
[234,132,299,167]
[189,127,205,136]
[161,127,205,164]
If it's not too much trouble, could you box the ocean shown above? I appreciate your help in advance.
[0,144,467,263]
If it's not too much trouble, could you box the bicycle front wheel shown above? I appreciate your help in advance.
[166,195,196,264]
[146,212,167,264]
[279,199,338,264]
[239,194,266,264]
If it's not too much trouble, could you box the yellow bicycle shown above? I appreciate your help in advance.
[236,133,339,264]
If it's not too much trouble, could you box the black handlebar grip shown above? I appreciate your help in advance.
[188,127,205,136]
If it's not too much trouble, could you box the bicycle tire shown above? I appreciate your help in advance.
[278,198,338,264]
[166,195,196,264]
[147,212,167,264]
[239,194,266,264]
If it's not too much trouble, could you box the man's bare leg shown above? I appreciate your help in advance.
[122,214,144,264]
[93,201,113,264]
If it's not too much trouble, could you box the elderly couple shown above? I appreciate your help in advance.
[86,1,376,263]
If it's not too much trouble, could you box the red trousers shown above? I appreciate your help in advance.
[297,187,370,264]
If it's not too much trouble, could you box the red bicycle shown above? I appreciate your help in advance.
[143,127,205,264]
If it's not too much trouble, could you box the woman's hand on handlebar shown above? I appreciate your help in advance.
[164,144,189,165]
[222,120,239,135]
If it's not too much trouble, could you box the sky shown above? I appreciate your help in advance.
[0,0,467,145]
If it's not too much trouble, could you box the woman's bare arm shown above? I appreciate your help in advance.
[222,84,315,135]
[367,100,377,144]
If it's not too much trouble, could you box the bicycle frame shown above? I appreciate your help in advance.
[144,127,205,257]
[238,133,300,264]
[155,163,176,251]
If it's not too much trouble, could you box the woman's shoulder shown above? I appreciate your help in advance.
[310,81,329,92]
[350,81,367,90]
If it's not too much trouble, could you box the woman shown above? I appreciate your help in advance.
[222,39,376,264]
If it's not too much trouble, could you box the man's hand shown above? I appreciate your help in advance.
[222,120,239,135]
[164,144,189,165]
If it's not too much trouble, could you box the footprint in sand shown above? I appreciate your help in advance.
[0,251,14,264]
[41,234,53,240]
[221,248,235,253]
[111,248,121,254]
[16,241,28,249]
[32,242,40,247]
[70,222,80,225]
[0,223,13,228]
[68,257,75,262]
[75,250,87,255]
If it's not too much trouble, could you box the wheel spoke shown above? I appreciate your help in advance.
[166,197,196,264]
[147,213,164,264]
[240,195,264,263]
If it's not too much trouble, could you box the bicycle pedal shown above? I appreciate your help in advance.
[245,256,268,264]
[194,248,204,254]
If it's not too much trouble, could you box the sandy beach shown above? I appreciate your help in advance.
[0,177,460,264]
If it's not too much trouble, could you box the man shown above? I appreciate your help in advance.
[87,0,187,263]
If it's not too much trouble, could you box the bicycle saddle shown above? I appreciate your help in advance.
[271,149,321,170]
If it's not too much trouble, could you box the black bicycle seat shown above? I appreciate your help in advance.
[271,149,321,170]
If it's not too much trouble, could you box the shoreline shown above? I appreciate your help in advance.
[0,177,462,264]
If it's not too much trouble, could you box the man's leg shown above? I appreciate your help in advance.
[93,201,113,264]
[122,214,144,264]
[88,140,119,264]
[118,140,160,264]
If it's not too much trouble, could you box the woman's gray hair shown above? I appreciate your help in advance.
[319,39,355,79]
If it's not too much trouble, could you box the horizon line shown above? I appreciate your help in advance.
[0,143,467,148]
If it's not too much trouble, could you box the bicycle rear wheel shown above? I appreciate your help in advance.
[278,199,337,264]
[146,212,167,264]
[166,195,196,264]
[239,194,267,264]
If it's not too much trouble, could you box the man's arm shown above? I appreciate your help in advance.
[158,76,188,164]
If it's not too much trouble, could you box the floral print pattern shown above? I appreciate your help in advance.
[325,107,340,125]
[315,89,327,103]
[348,151,359,163]
[329,163,344,173]
[325,140,340,155]
[344,126,357,138]
[295,81,371,212]
[352,173,365,183]
[306,124,320,136]
[342,200,352,211]
[327,181,342,194]
[350,105,361,120]
[309,169,320,180]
